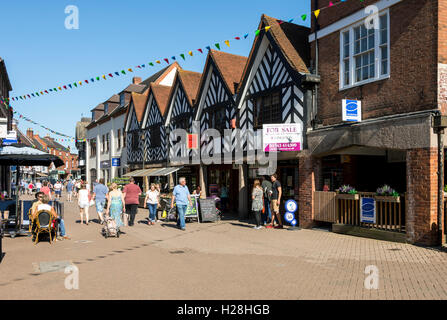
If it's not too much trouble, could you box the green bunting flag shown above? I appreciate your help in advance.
[180,54,185,60]
[301,14,307,21]
[255,29,260,36]
[215,43,220,50]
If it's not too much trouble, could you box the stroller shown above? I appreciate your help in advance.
[102,216,120,238]
[160,198,177,222]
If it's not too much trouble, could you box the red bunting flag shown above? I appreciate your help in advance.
[235,37,240,40]
[108,73,113,77]
[63,86,67,89]
[85,80,89,83]
[198,48,203,54]
[164,58,169,64]
[45,90,48,94]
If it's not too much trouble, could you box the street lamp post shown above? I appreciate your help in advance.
[141,132,147,192]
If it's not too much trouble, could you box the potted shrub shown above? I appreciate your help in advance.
[375,185,400,203]
[335,185,359,200]
[444,185,447,198]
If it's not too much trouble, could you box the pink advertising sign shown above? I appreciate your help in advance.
[263,123,302,152]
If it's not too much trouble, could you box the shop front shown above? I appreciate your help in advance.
[176,165,199,193]
[207,164,239,212]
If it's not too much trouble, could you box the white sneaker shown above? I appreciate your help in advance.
[253,226,258,229]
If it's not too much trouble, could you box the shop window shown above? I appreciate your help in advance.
[252,91,281,128]
[150,126,161,147]
[131,131,139,150]
[208,106,226,133]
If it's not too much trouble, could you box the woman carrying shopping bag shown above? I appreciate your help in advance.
[106,183,125,228]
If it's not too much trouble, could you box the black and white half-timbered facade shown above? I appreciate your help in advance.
[125,92,148,165]
[194,50,247,159]
[235,15,317,216]
[141,83,171,164]
[164,70,201,164]
[237,15,312,154]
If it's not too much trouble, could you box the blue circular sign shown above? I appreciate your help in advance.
[285,200,298,213]
[284,211,295,223]
[291,219,297,226]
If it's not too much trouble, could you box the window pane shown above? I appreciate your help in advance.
[354,40,360,54]
[355,56,361,69]
[361,38,367,52]
[381,46,388,59]
[343,31,349,45]
[356,68,361,82]
[360,25,367,37]
[369,63,375,78]
[344,60,350,85]
[362,66,368,80]
[381,60,388,75]
[369,51,375,64]
[381,30,387,45]
[362,54,368,65]
[354,27,360,40]
[368,34,375,49]
[380,15,387,29]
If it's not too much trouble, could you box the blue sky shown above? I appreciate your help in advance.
[1,0,310,152]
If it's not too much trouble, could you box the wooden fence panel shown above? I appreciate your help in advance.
[314,191,337,223]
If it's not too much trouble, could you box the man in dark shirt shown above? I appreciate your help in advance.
[269,173,283,229]
[261,176,272,225]
[123,177,142,226]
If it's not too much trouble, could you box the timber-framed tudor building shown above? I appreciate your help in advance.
[85,3,447,246]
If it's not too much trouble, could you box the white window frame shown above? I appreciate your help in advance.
[339,9,390,90]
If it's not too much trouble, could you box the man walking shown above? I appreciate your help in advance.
[171,177,191,231]
[92,178,109,224]
[123,177,142,226]
[269,173,283,229]
[262,176,273,225]
[54,180,62,200]
[66,180,74,202]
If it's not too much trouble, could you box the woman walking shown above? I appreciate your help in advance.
[144,184,160,225]
[251,179,264,230]
[106,183,125,228]
[78,183,90,225]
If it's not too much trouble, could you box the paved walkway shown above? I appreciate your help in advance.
[1,195,446,299]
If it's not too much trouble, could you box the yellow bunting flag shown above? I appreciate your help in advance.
[78,81,82,85]
[156,60,161,64]
[224,40,230,47]
[102,75,106,79]
[264,26,271,32]
[128,68,133,72]
[188,51,193,56]
[314,9,320,19]
[58,87,61,90]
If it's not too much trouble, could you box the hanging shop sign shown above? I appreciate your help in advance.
[263,123,302,152]
[187,134,198,150]
[111,158,121,167]
[342,99,362,122]
[100,160,110,169]
[2,130,17,145]
[360,197,376,223]
[0,118,7,139]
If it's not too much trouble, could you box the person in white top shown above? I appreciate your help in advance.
[54,181,62,199]
[144,184,160,225]
[35,181,42,192]
[78,183,90,225]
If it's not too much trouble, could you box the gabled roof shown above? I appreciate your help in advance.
[128,89,149,125]
[140,62,182,87]
[209,50,248,95]
[150,83,172,117]
[16,129,34,148]
[121,83,146,94]
[0,58,12,92]
[238,14,310,92]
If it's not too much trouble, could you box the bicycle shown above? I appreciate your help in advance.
[161,198,177,222]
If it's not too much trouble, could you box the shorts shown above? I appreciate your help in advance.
[79,201,89,209]
[55,190,61,196]
[95,199,106,213]
[271,199,280,213]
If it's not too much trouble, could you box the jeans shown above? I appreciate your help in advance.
[147,203,157,222]
[176,204,187,229]
[262,197,272,224]
[57,218,66,236]
[253,210,262,227]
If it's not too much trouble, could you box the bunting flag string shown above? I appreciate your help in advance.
[8,0,356,104]
[0,96,84,144]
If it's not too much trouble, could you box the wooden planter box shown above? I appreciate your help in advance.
[374,195,400,203]
[336,193,359,200]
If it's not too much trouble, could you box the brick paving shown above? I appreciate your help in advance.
[0,195,446,299]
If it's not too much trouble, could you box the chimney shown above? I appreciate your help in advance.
[26,128,34,139]
[133,77,142,85]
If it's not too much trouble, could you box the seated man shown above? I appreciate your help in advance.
[34,194,70,241]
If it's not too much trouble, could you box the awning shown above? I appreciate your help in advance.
[35,172,48,177]
[123,166,183,177]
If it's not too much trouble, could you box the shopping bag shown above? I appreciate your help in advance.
[122,213,129,226]
[161,209,167,219]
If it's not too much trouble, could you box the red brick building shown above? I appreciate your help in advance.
[305,0,446,245]
[26,128,79,179]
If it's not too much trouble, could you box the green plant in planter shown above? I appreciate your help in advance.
[444,185,447,193]
[376,185,399,197]
[336,185,357,194]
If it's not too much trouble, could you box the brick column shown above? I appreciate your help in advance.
[406,148,441,245]
[298,152,321,228]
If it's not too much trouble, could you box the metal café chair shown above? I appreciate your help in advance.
[34,210,54,245]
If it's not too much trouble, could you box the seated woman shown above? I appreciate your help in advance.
[34,194,70,240]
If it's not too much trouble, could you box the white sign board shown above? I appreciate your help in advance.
[342,99,362,122]
[0,118,7,139]
[263,123,302,152]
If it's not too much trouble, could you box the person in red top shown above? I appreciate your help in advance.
[40,181,52,200]
[122,177,142,227]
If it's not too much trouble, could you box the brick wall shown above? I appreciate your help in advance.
[299,152,322,228]
[311,0,438,126]
[406,148,441,245]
